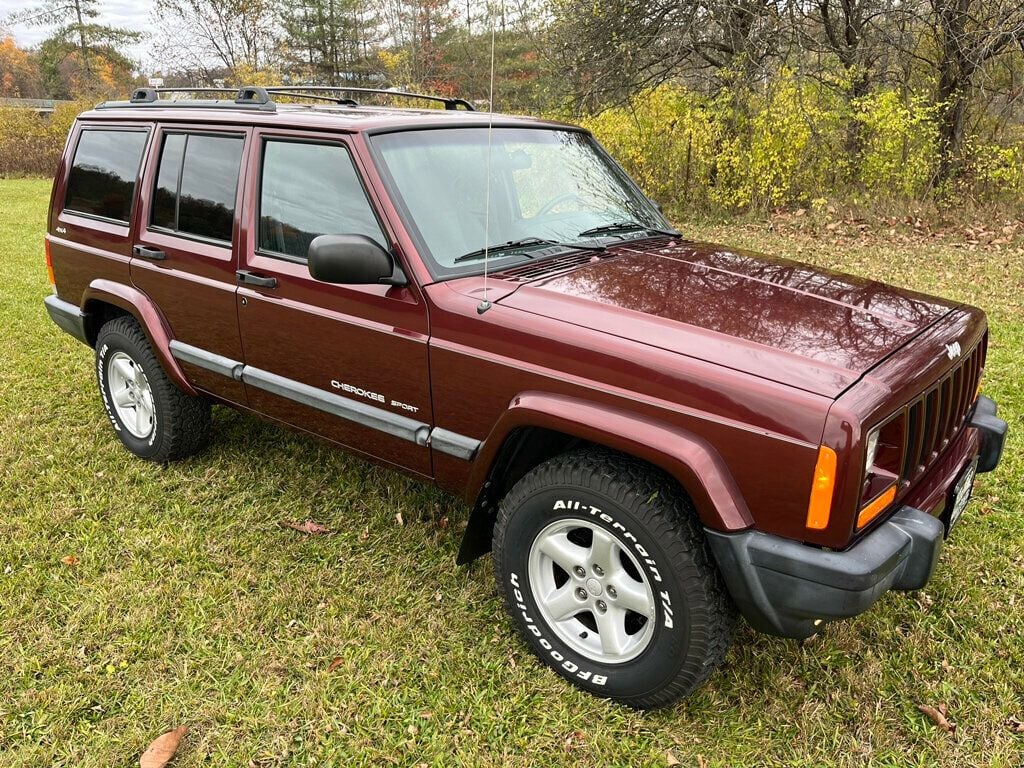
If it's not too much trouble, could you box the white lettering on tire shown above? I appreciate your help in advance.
[510,572,607,686]
[552,499,664,583]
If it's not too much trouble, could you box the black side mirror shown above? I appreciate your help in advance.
[307,234,407,286]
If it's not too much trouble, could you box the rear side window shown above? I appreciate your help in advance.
[64,128,149,222]
[258,139,385,261]
[150,132,244,243]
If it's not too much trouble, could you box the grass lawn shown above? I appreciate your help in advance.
[1,176,1021,767]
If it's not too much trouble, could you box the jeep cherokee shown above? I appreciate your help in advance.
[42,86,1008,709]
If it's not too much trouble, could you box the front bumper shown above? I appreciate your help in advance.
[706,507,944,638]
[970,395,1007,473]
[707,395,1007,639]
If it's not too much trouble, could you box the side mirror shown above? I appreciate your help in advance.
[307,234,407,286]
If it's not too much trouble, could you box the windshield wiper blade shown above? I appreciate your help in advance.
[453,237,605,264]
[577,221,681,238]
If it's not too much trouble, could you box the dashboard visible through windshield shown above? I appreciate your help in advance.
[369,127,672,278]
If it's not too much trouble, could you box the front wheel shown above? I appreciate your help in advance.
[493,449,736,709]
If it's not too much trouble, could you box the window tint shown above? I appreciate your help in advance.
[151,133,184,230]
[64,129,148,222]
[259,140,385,260]
[149,132,243,243]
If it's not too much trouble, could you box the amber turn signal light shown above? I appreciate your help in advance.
[45,238,55,287]
[857,484,897,529]
[806,445,837,530]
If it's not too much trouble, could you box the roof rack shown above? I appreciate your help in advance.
[262,86,474,111]
[96,85,474,112]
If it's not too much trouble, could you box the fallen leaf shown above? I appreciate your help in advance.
[395,512,404,526]
[140,725,188,768]
[283,520,330,535]
[326,657,343,673]
[1006,716,1024,734]
[61,555,79,566]
[918,704,955,734]
[666,750,680,766]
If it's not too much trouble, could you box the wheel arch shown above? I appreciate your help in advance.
[81,279,198,396]
[456,392,753,563]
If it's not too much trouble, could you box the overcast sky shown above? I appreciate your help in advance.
[1,0,153,66]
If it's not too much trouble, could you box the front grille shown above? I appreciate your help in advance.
[901,336,986,479]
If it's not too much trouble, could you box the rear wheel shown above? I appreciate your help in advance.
[95,316,210,461]
[493,449,735,709]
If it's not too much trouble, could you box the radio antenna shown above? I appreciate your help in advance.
[477,7,498,315]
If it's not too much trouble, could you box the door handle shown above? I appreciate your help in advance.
[236,269,278,288]
[132,245,166,260]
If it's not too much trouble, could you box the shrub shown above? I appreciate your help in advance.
[0,101,86,177]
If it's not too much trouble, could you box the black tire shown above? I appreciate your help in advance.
[493,448,736,709]
[95,316,211,462]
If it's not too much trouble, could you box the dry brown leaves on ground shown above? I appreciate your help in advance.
[918,703,956,734]
[139,725,188,768]
[282,520,330,535]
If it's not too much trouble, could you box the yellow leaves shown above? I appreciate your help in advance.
[575,76,1022,213]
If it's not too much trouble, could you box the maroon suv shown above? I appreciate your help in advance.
[43,86,1007,709]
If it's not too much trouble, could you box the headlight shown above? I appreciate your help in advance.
[864,427,880,473]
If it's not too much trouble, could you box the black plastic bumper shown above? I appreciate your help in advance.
[969,395,1007,473]
[706,507,944,639]
[44,294,88,345]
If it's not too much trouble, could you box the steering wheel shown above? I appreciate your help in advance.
[536,192,582,218]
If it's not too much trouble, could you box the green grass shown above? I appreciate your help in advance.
[1,176,1021,767]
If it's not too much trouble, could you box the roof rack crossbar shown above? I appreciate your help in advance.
[262,86,474,111]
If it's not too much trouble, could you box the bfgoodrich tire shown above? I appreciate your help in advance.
[493,449,736,709]
[95,316,211,462]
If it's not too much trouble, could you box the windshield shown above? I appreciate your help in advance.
[370,127,671,276]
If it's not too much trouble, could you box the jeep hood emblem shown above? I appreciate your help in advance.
[944,341,962,360]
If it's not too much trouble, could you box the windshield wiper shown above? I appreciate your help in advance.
[453,237,605,264]
[577,221,681,239]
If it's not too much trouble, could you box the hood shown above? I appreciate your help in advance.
[492,239,956,397]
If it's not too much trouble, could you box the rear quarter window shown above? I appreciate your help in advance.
[64,128,149,222]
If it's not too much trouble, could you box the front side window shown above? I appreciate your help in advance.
[150,132,244,242]
[64,128,149,222]
[370,127,669,277]
[258,139,386,261]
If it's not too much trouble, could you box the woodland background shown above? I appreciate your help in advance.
[3,1,1024,216]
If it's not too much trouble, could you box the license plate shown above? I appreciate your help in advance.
[948,458,978,532]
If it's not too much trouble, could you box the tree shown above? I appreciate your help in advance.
[5,0,139,92]
[922,0,1024,182]
[0,36,45,97]
[153,0,278,77]
[280,0,377,84]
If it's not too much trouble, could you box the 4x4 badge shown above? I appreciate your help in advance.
[944,341,962,360]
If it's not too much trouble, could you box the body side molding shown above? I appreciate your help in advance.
[168,341,479,459]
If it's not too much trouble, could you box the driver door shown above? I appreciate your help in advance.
[235,129,432,476]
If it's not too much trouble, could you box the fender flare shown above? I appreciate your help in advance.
[81,279,198,396]
[458,391,753,562]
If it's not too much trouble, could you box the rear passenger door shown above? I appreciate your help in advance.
[235,130,432,476]
[131,126,249,405]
